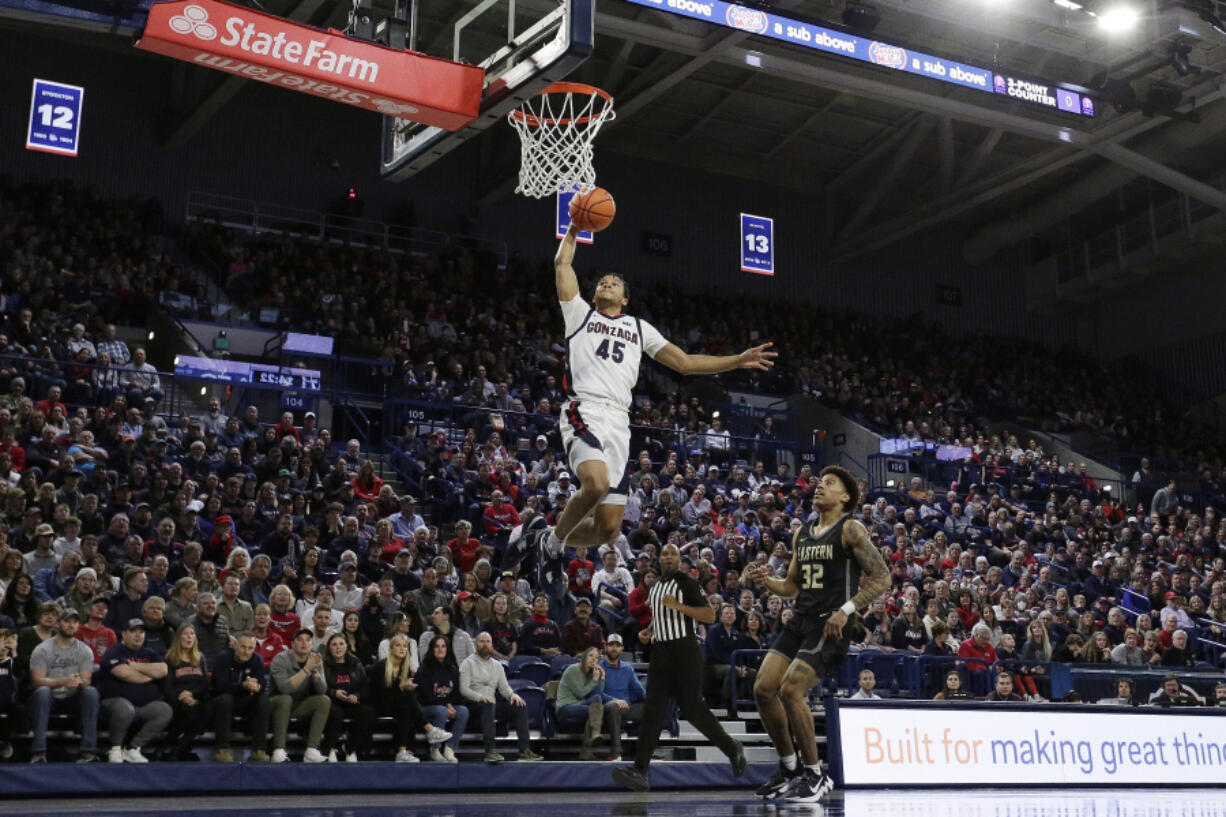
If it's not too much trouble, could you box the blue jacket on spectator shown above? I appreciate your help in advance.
[704,622,743,665]
[599,657,646,704]
[32,566,72,602]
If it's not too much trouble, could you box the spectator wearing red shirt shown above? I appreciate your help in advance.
[205,516,241,564]
[447,520,480,574]
[627,567,658,634]
[481,491,521,541]
[250,604,286,667]
[1,426,25,472]
[955,590,981,633]
[76,596,117,665]
[957,623,999,673]
[267,586,302,643]
[33,385,67,421]
[273,412,300,445]
[370,519,405,564]
[352,461,384,503]
[567,545,596,598]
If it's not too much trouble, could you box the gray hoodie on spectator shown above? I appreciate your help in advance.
[270,650,328,701]
[1111,643,1145,665]
[459,653,514,702]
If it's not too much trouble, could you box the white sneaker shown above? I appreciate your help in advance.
[345,752,358,763]
[609,755,621,762]
[326,749,338,763]
[272,749,289,763]
[107,747,124,764]
[543,527,565,557]
[396,749,420,763]
[427,727,453,745]
[303,747,327,763]
[442,745,457,763]
[429,746,444,762]
[121,747,149,764]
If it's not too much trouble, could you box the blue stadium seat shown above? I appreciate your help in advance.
[509,656,547,676]
[514,662,553,686]
[550,655,578,679]
[516,686,551,735]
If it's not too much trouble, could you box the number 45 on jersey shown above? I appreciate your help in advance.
[595,339,625,363]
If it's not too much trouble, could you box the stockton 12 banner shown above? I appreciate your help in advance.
[136,0,484,129]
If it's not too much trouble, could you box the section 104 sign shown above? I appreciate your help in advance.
[740,212,774,276]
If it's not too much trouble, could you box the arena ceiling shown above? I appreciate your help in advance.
[6,0,1226,261]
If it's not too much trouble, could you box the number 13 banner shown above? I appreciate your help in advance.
[26,79,84,157]
[740,212,774,276]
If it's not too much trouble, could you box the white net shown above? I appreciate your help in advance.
[508,83,615,199]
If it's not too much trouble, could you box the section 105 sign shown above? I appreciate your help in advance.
[740,212,774,276]
[26,79,84,157]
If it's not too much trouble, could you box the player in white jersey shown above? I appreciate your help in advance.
[508,222,777,574]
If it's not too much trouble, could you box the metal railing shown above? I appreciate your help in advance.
[383,397,825,473]
[184,190,509,268]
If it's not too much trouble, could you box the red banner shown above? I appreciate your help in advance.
[135,0,484,130]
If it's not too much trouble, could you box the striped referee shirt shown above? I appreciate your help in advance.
[647,571,705,643]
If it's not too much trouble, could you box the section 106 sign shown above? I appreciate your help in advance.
[26,79,84,157]
[740,212,774,276]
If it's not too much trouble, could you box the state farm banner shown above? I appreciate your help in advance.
[135,0,484,130]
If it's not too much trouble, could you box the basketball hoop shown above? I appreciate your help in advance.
[508,82,615,199]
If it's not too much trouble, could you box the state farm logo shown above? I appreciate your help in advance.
[725,5,768,34]
[170,4,217,40]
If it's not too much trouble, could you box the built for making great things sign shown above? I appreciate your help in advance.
[135,0,483,129]
[835,703,1226,786]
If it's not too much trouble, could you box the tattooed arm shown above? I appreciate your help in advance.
[824,519,893,638]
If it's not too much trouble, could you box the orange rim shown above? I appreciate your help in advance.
[510,82,614,127]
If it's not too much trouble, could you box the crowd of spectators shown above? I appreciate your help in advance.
[192,211,1226,490]
[0,176,1224,768]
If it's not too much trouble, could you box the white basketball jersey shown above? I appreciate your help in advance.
[560,296,668,410]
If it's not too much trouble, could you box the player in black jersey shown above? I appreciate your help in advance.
[746,465,891,803]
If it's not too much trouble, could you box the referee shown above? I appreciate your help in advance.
[612,544,746,792]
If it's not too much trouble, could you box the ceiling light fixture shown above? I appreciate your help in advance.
[1096,4,1140,32]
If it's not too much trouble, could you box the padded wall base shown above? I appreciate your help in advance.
[0,760,775,797]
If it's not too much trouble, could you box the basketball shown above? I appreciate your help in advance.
[569,186,616,232]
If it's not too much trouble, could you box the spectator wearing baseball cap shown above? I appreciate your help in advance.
[27,607,101,763]
[77,596,117,665]
[22,523,59,575]
[597,634,646,761]
[332,562,364,611]
[388,495,425,541]
[562,597,606,656]
[1160,591,1196,631]
[96,617,172,763]
[494,571,530,625]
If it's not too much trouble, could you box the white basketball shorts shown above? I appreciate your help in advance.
[559,398,631,506]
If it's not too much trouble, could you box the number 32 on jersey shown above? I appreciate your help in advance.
[800,563,824,590]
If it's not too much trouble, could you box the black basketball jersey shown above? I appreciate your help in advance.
[793,513,859,617]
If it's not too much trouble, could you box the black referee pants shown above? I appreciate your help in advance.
[633,636,740,772]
